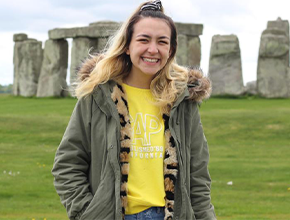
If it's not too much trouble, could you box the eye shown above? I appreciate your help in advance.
[138,38,148,43]
[159,40,169,45]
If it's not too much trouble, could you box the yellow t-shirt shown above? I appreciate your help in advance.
[122,83,165,215]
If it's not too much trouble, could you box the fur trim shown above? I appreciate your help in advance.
[163,114,178,220]
[187,67,212,102]
[77,54,104,81]
[111,84,131,219]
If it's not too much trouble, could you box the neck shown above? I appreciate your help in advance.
[123,73,153,89]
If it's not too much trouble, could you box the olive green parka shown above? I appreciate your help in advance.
[52,59,216,220]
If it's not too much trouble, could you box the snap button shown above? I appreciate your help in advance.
[110,145,114,149]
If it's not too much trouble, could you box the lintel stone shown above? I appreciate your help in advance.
[175,22,203,36]
[13,33,28,42]
[48,21,120,40]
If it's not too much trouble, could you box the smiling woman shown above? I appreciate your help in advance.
[125,17,171,88]
[51,1,216,220]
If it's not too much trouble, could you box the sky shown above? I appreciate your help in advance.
[1,0,290,86]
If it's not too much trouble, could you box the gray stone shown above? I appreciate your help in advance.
[175,22,203,36]
[13,39,43,96]
[49,21,202,39]
[13,33,28,42]
[176,34,188,65]
[188,36,201,67]
[96,37,109,52]
[245,81,257,95]
[259,29,289,58]
[176,35,201,67]
[208,34,244,96]
[70,37,98,85]
[267,17,289,36]
[257,59,289,97]
[27,38,37,42]
[48,21,120,40]
[37,39,69,97]
[210,35,240,56]
[257,18,290,98]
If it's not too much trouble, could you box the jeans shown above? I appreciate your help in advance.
[125,207,165,220]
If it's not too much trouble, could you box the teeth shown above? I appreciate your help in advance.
[143,58,158,63]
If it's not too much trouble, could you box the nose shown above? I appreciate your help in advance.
[147,42,158,54]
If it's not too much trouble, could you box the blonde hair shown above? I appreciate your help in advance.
[74,1,189,114]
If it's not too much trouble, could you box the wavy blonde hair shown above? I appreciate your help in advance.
[74,1,189,114]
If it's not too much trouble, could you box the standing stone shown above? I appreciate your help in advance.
[96,37,109,52]
[37,39,68,97]
[174,22,203,67]
[245,81,257,95]
[188,36,201,67]
[176,35,188,65]
[257,18,290,98]
[176,35,201,67]
[70,37,98,85]
[208,34,244,96]
[13,34,43,96]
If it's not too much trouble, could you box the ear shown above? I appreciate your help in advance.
[126,48,130,55]
[168,48,172,58]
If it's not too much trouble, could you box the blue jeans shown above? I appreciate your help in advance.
[125,207,165,220]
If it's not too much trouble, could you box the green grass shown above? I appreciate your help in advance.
[0,94,289,220]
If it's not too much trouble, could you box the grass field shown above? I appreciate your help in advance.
[0,94,289,220]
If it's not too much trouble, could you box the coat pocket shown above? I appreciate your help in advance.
[183,186,196,220]
[80,154,116,220]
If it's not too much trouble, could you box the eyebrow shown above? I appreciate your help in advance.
[136,34,170,40]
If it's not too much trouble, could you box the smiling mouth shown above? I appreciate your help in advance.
[142,57,159,63]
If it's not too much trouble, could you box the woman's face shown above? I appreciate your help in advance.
[126,17,171,80]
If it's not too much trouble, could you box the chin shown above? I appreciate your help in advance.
[142,68,161,75]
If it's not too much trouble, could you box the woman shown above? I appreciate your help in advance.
[52,1,216,219]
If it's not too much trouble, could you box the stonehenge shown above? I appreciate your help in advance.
[208,34,244,96]
[12,17,290,98]
[37,39,69,97]
[175,22,203,67]
[13,34,43,97]
[208,17,290,97]
[257,17,290,98]
[13,21,203,97]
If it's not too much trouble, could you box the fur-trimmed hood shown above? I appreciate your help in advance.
[77,57,211,102]
[187,67,212,102]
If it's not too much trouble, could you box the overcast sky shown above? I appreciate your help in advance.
[1,0,290,85]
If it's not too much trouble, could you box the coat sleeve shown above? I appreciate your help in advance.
[51,96,94,220]
[190,102,216,220]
